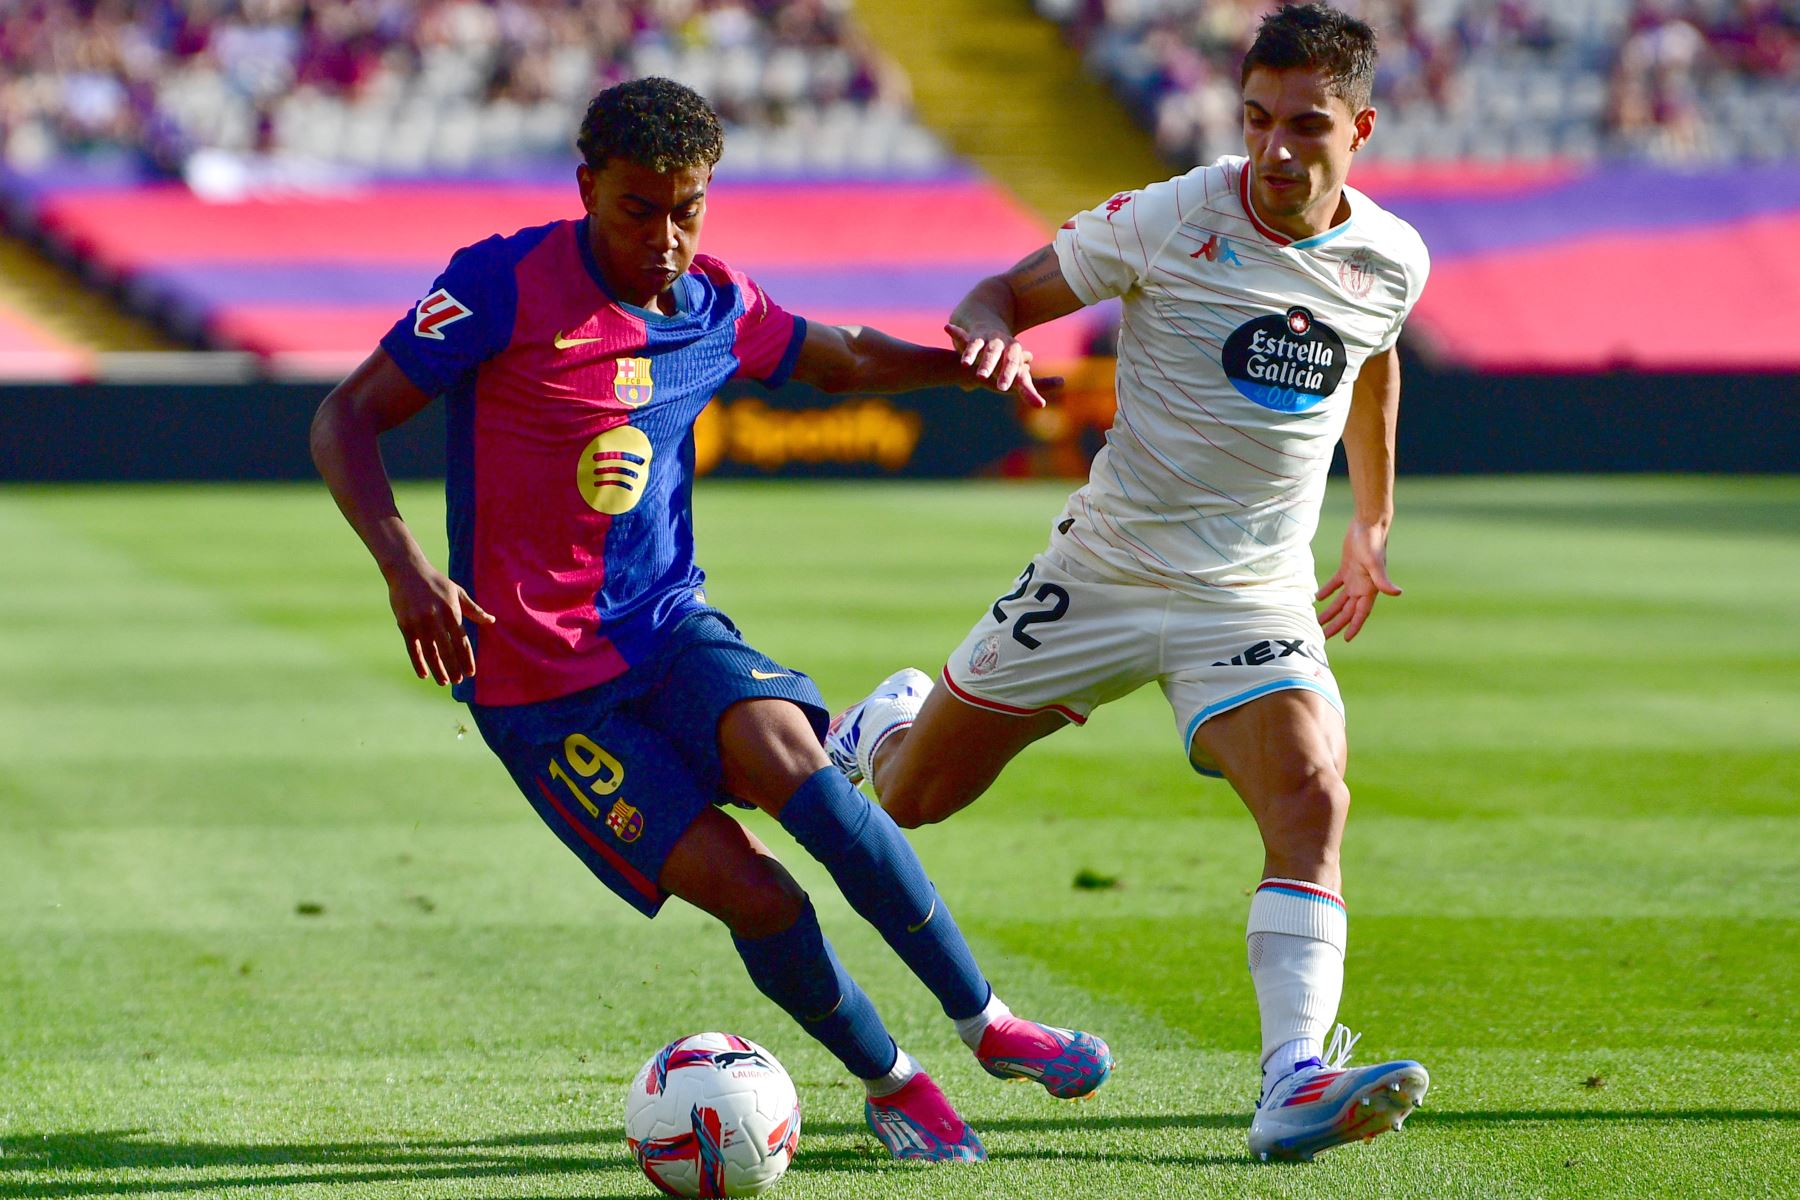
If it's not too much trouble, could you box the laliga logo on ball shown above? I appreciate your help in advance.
[625,1033,801,1197]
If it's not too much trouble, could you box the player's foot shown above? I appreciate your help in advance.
[1247,1027,1428,1162]
[975,1016,1115,1100]
[826,667,932,786]
[864,1071,986,1163]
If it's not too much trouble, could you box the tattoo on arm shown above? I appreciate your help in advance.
[1012,246,1063,293]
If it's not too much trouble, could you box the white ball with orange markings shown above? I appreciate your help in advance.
[624,1032,801,1197]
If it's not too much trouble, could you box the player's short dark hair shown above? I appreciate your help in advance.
[577,77,724,174]
[1241,3,1378,114]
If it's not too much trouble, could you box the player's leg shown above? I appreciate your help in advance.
[658,805,984,1163]
[1193,688,1350,890]
[470,687,983,1163]
[830,551,1137,830]
[658,809,893,1073]
[723,698,1112,1101]
[857,680,1067,829]
[715,699,998,1003]
[649,609,1009,1036]
[1190,689,1427,1160]
[645,617,990,1030]
[1193,690,1351,1082]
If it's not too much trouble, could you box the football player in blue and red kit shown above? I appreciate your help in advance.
[309,76,1111,1163]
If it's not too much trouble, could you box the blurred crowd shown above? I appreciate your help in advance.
[1035,0,1800,162]
[6,0,1797,176]
[0,0,932,177]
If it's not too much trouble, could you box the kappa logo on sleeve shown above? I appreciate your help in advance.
[413,289,472,340]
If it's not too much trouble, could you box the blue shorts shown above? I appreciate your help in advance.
[468,609,827,917]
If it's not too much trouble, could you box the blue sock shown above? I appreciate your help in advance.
[779,767,989,1020]
[732,899,897,1080]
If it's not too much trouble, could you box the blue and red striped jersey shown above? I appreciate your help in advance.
[381,217,806,705]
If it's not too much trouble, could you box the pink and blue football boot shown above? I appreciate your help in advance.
[864,1070,986,1163]
[975,1015,1115,1100]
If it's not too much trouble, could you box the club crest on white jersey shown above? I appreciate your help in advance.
[413,288,472,340]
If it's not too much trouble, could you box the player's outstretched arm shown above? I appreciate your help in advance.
[309,348,493,685]
[789,321,1060,407]
[947,244,1085,395]
[1318,345,1403,642]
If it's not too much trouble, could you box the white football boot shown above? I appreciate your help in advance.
[1247,1026,1429,1162]
[825,667,932,786]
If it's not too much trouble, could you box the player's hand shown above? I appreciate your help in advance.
[945,323,1062,408]
[384,559,496,685]
[1316,519,1402,642]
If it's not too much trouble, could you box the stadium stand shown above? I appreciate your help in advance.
[0,300,90,380]
[1018,0,1800,369]
[1,0,1797,373]
[0,0,948,178]
[4,170,1089,373]
[0,0,1093,372]
[848,0,1175,230]
[0,226,180,372]
[1035,0,1800,165]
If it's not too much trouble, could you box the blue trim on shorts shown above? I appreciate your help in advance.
[1183,678,1344,777]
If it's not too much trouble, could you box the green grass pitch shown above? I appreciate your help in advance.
[2,475,1797,1199]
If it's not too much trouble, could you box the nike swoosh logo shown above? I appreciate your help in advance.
[554,332,604,349]
[750,669,791,680]
[905,895,937,934]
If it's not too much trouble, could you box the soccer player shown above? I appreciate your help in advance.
[828,3,1430,1162]
[309,77,1111,1165]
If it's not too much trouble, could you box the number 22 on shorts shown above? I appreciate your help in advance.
[991,562,1071,650]
[546,733,625,818]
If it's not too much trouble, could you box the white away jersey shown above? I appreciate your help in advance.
[1051,155,1429,595]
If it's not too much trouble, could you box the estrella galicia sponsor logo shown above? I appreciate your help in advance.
[1213,638,1328,668]
[1220,306,1346,413]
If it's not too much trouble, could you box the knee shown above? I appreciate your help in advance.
[876,768,955,830]
[717,699,830,814]
[882,790,931,830]
[864,725,966,828]
[1266,771,1351,843]
[719,866,809,941]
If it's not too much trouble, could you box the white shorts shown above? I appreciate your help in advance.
[942,548,1344,776]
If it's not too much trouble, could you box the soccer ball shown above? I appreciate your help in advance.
[624,1032,801,1197]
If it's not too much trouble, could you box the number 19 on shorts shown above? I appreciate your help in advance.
[546,733,625,818]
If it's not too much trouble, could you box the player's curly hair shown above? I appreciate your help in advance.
[577,77,724,174]
[1241,3,1379,114]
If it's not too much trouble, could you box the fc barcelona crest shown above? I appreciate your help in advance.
[615,357,654,408]
[606,798,644,843]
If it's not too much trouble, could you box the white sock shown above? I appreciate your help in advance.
[863,1046,919,1098]
[954,989,1012,1052]
[1246,878,1347,1091]
[1263,1036,1324,1094]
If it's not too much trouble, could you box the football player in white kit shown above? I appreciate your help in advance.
[828,2,1432,1163]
